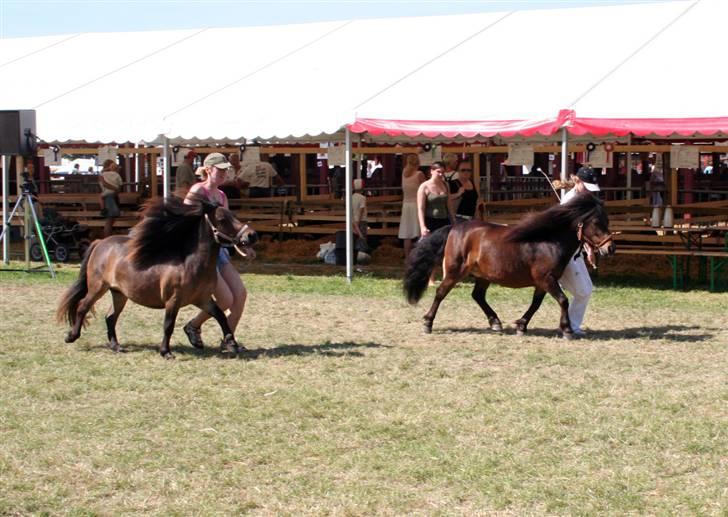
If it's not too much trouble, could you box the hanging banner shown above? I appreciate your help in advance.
[96,146,118,165]
[242,146,260,165]
[507,144,534,167]
[587,145,611,168]
[670,145,699,169]
[43,146,62,165]
[327,145,346,166]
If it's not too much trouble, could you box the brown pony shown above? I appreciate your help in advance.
[56,196,257,358]
[403,192,615,338]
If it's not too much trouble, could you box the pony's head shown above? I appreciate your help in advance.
[572,193,616,265]
[203,202,258,259]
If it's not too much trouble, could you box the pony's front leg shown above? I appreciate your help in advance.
[201,299,241,356]
[160,302,180,359]
[543,276,573,339]
[515,289,546,336]
[105,289,128,352]
[472,279,502,331]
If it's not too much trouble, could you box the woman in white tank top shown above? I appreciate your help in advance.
[399,154,426,260]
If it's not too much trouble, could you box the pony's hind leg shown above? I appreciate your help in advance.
[471,279,503,331]
[66,280,109,343]
[515,289,546,336]
[105,289,128,352]
[160,301,181,359]
[422,263,467,334]
[201,299,241,356]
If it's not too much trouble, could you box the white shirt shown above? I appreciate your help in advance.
[240,162,277,188]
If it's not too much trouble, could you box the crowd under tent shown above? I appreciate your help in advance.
[1,0,727,276]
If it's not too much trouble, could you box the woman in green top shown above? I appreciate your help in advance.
[417,161,455,238]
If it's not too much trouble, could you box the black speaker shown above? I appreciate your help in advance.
[0,110,37,156]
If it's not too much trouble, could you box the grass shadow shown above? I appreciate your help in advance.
[437,324,713,342]
[107,340,387,359]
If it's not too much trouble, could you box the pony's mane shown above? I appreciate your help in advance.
[505,193,604,243]
[128,196,209,268]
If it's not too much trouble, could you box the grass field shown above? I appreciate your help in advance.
[0,264,727,515]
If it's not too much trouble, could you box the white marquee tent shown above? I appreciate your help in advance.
[1,0,726,145]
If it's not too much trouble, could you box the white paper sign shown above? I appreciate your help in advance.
[418,151,433,166]
[327,145,346,166]
[171,147,191,166]
[587,145,612,168]
[43,147,62,165]
[507,144,534,167]
[96,146,118,165]
[242,146,261,165]
[670,145,699,169]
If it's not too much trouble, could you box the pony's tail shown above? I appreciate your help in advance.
[403,225,452,305]
[56,240,98,327]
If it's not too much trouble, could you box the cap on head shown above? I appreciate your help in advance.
[575,166,600,191]
[203,152,231,170]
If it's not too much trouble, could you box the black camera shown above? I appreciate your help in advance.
[21,171,37,195]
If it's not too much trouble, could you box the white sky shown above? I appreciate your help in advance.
[1,0,663,38]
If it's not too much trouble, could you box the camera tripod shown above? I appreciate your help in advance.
[0,180,55,278]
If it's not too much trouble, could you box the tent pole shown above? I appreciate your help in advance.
[560,128,568,199]
[2,155,9,264]
[162,136,171,198]
[345,128,353,282]
[625,134,632,200]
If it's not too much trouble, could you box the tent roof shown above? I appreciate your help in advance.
[1,0,725,145]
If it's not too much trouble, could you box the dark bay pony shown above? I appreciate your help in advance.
[404,192,615,338]
[56,196,257,358]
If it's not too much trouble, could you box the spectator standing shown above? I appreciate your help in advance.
[99,159,123,238]
[398,153,425,260]
[240,157,284,198]
[219,153,245,198]
[449,160,481,222]
[352,178,369,253]
[175,150,197,195]
[417,161,455,286]
[443,152,459,183]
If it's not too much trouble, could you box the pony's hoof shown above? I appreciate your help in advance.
[562,332,574,340]
[220,337,239,357]
[516,329,526,337]
[65,332,78,343]
[490,323,503,332]
[163,352,175,360]
[422,324,432,334]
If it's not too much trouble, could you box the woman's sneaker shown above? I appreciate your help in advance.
[183,322,205,349]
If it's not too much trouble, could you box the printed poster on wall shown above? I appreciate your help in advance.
[507,144,534,167]
[96,146,118,166]
[43,147,62,165]
[326,145,346,166]
[587,145,611,168]
[242,146,261,165]
[670,145,699,169]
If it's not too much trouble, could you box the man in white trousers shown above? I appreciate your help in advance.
[559,166,600,338]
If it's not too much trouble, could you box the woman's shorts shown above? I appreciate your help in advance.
[102,194,121,218]
[217,247,231,271]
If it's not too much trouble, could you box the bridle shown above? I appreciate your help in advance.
[204,213,252,257]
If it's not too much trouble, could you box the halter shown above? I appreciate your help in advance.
[204,214,251,256]
[576,221,617,250]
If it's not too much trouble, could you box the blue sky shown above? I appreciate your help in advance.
[1,0,661,38]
